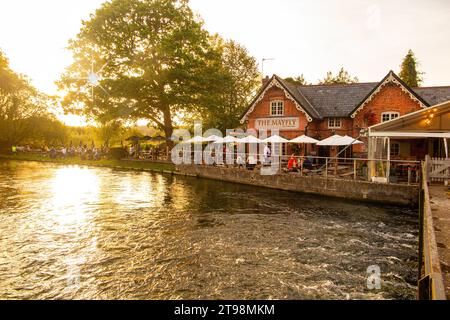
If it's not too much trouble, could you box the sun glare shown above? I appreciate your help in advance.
[59,114,89,127]
[50,166,100,228]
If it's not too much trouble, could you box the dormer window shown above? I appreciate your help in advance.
[270,100,284,116]
[381,112,400,122]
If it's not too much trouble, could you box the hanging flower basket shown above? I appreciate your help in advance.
[363,111,377,126]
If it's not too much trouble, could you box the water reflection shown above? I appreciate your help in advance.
[49,166,99,229]
[0,160,418,299]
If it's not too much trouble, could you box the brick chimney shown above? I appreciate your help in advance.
[262,76,270,86]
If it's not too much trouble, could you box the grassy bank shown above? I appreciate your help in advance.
[0,153,175,173]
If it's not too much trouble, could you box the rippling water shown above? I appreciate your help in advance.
[0,160,418,299]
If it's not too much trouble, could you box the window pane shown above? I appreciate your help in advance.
[271,101,283,115]
[329,118,340,128]
[382,112,399,122]
[390,143,400,156]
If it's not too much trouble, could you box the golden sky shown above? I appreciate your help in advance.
[1,0,449,125]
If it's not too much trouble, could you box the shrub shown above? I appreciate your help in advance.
[109,147,127,160]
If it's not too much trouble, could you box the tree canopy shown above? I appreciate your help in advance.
[58,0,259,144]
[284,75,309,85]
[0,50,57,149]
[319,67,358,84]
[399,49,423,87]
[195,37,260,132]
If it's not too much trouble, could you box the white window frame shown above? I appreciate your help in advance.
[328,117,342,129]
[381,112,400,123]
[270,100,284,116]
[390,142,400,156]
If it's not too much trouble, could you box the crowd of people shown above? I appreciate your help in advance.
[10,140,314,170]
[11,142,110,160]
[127,143,168,160]
[208,145,315,173]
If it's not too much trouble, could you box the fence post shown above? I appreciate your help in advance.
[334,157,337,176]
[418,164,425,280]
[353,159,357,180]
[325,158,328,180]
[300,156,303,176]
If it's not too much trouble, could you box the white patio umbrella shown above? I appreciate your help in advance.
[213,135,240,144]
[316,134,343,146]
[186,135,215,143]
[289,135,319,144]
[237,135,263,144]
[205,134,223,142]
[262,135,290,143]
[317,134,362,146]
[340,135,363,145]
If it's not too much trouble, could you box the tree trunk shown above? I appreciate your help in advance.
[162,107,174,150]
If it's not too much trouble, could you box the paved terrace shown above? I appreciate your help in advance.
[429,185,450,299]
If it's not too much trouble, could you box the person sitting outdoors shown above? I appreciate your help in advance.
[49,146,57,159]
[129,145,135,158]
[61,146,67,159]
[286,154,299,172]
[246,154,257,170]
[93,148,100,160]
[302,156,313,170]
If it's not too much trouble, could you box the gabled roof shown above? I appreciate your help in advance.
[240,75,319,123]
[349,71,429,118]
[240,71,450,123]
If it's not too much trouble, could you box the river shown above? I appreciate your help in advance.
[0,160,418,299]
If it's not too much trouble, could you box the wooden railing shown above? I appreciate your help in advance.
[418,163,446,300]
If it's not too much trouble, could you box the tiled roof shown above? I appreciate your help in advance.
[413,86,450,106]
[296,82,377,118]
[275,76,321,118]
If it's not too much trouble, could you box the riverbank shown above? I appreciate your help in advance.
[176,164,419,206]
[0,153,175,173]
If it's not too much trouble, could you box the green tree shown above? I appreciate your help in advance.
[0,50,53,149]
[97,120,123,147]
[67,126,102,147]
[24,115,68,146]
[284,74,309,85]
[319,67,358,84]
[399,49,423,87]
[58,0,224,147]
[198,37,260,131]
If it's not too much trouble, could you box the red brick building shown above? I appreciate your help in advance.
[240,71,450,159]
